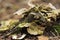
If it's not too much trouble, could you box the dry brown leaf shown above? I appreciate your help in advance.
[38,36,49,40]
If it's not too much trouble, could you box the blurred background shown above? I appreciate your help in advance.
[0,0,60,20]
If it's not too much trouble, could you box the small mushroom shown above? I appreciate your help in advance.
[12,34,26,40]
[14,8,28,15]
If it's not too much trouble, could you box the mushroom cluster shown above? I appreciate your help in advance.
[0,3,60,40]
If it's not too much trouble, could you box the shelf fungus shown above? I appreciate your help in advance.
[0,19,19,31]
[0,3,60,39]
[27,22,45,35]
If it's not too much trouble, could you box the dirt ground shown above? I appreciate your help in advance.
[0,0,60,20]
